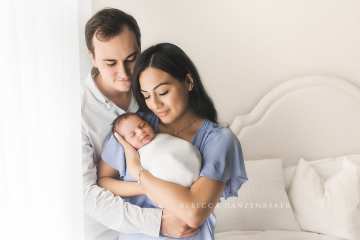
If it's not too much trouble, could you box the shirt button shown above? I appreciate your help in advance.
[105,100,112,109]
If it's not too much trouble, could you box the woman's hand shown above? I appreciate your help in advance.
[114,132,142,179]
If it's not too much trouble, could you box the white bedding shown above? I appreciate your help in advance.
[215,230,345,240]
[139,133,201,186]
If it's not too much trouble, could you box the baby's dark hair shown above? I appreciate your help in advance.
[112,112,144,135]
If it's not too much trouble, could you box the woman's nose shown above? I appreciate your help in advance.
[149,95,163,110]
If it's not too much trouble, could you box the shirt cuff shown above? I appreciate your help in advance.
[142,208,163,237]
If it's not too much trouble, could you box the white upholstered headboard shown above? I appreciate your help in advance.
[230,76,360,167]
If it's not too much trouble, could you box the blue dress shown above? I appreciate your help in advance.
[101,113,248,240]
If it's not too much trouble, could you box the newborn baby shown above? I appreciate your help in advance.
[113,113,201,187]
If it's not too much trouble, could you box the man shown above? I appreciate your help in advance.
[82,8,198,240]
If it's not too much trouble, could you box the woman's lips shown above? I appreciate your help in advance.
[156,110,168,118]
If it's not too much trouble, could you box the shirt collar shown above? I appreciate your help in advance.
[86,74,108,104]
[86,74,139,113]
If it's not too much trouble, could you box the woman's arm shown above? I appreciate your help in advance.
[114,132,225,228]
[141,171,224,229]
[97,159,145,197]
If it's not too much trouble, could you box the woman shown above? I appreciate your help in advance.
[100,43,247,239]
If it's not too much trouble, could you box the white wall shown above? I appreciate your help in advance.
[79,0,93,85]
[1,1,83,239]
[92,0,360,123]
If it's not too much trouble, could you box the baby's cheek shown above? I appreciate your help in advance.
[148,131,154,138]
[148,129,156,139]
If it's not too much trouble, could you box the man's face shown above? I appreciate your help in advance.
[116,115,155,149]
[91,26,139,94]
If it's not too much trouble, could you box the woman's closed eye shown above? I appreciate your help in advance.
[143,90,168,100]
[159,90,168,96]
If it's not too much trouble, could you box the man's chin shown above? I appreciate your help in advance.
[114,79,131,87]
[115,85,131,93]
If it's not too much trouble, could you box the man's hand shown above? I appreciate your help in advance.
[160,209,199,238]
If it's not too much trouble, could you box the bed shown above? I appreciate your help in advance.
[214,75,360,240]
[215,230,345,240]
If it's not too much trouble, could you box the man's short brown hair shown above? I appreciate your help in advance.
[85,8,141,78]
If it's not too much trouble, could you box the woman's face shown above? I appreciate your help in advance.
[139,67,190,124]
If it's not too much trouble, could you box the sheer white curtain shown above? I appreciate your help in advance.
[0,1,84,239]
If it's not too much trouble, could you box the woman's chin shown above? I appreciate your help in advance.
[158,115,172,124]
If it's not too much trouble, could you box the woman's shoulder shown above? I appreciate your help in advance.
[201,120,235,139]
[196,120,238,148]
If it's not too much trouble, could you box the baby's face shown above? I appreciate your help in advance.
[116,115,155,149]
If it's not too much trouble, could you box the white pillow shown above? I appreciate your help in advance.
[289,158,360,240]
[214,159,300,232]
[284,155,360,191]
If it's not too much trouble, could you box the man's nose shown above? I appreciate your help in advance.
[116,62,129,80]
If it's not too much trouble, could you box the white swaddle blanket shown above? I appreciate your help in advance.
[138,133,201,187]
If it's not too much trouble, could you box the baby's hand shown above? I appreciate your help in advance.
[114,132,130,148]
[114,132,142,179]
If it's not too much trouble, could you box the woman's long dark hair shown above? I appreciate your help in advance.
[132,43,218,123]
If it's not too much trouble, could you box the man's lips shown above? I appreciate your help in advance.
[115,77,130,82]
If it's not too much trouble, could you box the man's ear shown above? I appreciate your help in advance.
[185,73,194,91]
[89,50,97,67]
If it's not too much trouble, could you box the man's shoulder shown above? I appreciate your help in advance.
[81,74,102,114]
[81,87,94,113]
[81,86,109,135]
[82,87,97,123]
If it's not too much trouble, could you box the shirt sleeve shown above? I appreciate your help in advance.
[82,121,162,237]
[200,128,248,199]
[101,133,126,177]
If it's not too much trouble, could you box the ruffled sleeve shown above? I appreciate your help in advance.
[101,133,126,177]
[200,128,248,199]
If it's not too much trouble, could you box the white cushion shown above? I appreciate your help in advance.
[289,158,360,240]
[284,155,360,192]
[214,159,300,232]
